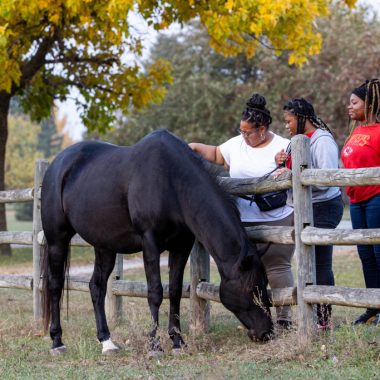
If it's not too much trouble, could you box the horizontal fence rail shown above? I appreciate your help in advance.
[0,275,33,289]
[0,275,300,308]
[10,224,380,250]
[0,188,33,203]
[303,285,380,309]
[0,231,33,245]
[301,167,380,187]
[302,226,380,245]
[36,226,295,248]
[218,171,292,195]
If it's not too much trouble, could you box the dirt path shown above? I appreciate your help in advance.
[2,255,169,276]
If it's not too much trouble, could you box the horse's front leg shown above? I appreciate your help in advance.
[89,248,119,354]
[168,242,192,353]
[142,231,164,356]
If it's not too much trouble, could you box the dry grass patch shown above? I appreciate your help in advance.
[0,247,379,379]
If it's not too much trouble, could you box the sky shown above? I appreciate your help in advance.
[58,0,380,141]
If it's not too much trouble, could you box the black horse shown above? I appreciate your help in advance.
[41,129,273,355]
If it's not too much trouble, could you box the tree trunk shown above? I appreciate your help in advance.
[0,92,11,256]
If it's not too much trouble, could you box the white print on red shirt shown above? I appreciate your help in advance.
[348,134,370,146]
[342,146,353,157]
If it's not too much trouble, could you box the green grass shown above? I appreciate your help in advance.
[0,249,379,379]
[0,204,377,379]
[5,204,33,232]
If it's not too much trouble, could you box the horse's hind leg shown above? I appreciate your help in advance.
[47,239,71,354]
[142,231,164,355]
[89,248,119,354]
[168,238,192,352]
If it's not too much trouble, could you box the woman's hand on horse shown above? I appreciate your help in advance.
[272,167,290,179]
[188,143,225,166]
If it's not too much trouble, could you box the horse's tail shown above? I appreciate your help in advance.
[41,243,51,333]
[41,242,71,333]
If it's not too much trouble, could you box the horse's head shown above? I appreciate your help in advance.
[219,243,274,342]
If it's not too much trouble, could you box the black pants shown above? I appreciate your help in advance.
[313,195,344,324]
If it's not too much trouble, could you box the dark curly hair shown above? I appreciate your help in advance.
[346,78,380,143]
[283,97,332,135]
[241,93,272,128]
[352,78,380,123]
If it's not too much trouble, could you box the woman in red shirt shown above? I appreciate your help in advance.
[341,79,380,326]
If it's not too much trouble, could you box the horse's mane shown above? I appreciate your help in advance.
[189,149,242,224]
[186,141,263,293]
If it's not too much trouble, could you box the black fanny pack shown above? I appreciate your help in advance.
[239,190,287,211]
[238,152,290,212]
[253,190,287,211]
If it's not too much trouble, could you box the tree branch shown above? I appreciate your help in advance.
[45,77,114,94]
[45,56,118,66]
[14,27,59,94]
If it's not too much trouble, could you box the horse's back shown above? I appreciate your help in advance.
[126,130,219,226]
[41,130,208,252]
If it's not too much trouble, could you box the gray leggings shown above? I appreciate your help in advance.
[244,212,294,322]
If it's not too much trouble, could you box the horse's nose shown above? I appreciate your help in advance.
[261,331,274,342]
[247,329,274,342]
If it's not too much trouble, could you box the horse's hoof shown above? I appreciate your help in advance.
[171,347,187,356]
[50,345,67,356]
[101,338,120,355]
[102,347,119,355]
[147,349,164,359]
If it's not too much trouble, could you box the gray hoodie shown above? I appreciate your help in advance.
[309,128,341,202]
[288,128,341,204]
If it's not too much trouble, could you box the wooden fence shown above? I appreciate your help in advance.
[1,135,380,347]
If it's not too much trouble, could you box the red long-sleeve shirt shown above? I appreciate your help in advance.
[341,124,380,203]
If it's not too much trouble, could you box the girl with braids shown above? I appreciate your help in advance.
[275,98,343,331]
[341,79,380,326]
[189,93,295,330]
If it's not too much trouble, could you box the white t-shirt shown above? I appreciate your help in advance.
[219,133,293,222]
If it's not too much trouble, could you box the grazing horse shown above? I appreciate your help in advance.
[41,129,273,355]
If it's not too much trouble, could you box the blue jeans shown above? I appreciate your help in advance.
[313,195,344,324]
[350,193,380,289]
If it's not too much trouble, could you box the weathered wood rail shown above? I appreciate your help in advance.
[1,135,380,347]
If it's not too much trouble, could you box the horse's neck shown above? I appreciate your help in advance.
[190,213,244,269]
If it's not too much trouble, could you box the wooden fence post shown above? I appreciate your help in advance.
[106,253,123,326]
[190,240,210,334]
[291,135,315,347]
[33,159,49,323]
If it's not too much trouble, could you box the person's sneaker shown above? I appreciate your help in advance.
[276,320,292,330]
[371,315,379,326]
[352,309,380,325]
[317,321,332,332]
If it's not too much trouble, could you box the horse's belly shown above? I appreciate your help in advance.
[79,229,143,254]
[67,207,143,253]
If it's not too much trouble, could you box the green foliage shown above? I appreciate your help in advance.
[14,203,33,221]
[253,4,380,147]
[6,106,66,222]
[5,205,32,232]
[5,115,43,189]
[37,115,63,159]
[95,5,380,148]
[87,21,265,145]
[0,1,358,132]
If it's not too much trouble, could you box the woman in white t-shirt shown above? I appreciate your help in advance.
[189,93,294,329]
